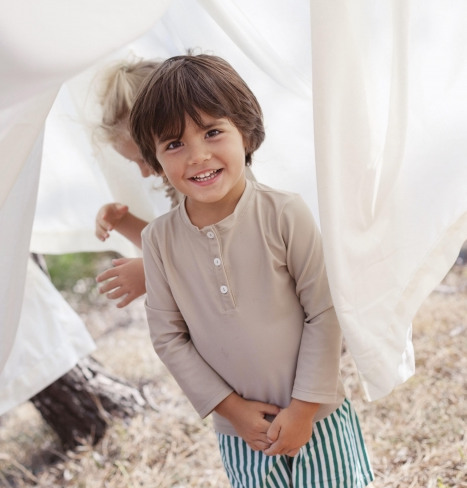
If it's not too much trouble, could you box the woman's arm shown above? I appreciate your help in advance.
[112,212,148,249]
[95,202,148,249]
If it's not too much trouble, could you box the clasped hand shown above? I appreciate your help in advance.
[215,393,318,456]
[264,399,319,457]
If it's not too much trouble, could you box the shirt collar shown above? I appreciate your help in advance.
[178,178,254,236]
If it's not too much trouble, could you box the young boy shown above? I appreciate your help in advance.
[130,54,374,487]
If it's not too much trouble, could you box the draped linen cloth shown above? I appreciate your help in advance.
[2,0,467,409]
[310,0,467,399]
[0,258,96,415]
[0,0,173,403]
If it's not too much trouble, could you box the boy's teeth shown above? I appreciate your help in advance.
[192,169,219,181]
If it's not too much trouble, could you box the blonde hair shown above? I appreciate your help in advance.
[97,59,162,144]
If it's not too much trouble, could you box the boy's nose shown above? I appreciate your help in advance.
[187,142,211,165]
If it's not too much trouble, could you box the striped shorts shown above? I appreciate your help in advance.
[217,399,373,488]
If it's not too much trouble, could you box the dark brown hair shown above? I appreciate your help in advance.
[129,54,265,174]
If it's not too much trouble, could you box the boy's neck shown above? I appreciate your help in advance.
[185,175,247,229]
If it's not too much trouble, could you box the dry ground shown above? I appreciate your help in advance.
[1,266,467,487]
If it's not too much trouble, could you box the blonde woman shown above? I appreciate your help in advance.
[94,60,174,308]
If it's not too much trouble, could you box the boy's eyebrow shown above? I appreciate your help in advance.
[157,135,177,144]
[156,120,228,144]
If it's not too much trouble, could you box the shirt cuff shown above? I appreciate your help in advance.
[197,385,234,419]
[291,387,345,405]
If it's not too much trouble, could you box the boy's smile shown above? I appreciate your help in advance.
[155,113,247,228]
[189,168,223,184]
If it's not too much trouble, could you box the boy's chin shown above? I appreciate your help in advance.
[186,192,227,205]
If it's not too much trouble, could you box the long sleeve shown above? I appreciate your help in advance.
[142,229,233,418]
[280,195,344,404]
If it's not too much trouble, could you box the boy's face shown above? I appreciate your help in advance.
[154,113,246,205]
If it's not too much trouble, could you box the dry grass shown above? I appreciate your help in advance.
[1,266,467,487]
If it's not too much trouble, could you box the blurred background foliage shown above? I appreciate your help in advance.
[43,252,120,298]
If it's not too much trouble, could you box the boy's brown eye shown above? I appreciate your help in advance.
[167,141,182,150]
[206,129,220,138]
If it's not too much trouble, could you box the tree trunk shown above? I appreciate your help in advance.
[28,253,146,448]
[30,356,146,448]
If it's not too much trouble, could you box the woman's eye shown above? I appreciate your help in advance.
[167,141,182,150]
[206,129,221,138]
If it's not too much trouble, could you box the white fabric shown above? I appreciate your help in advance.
[0,0,173,207]
[32,0,316,258]
[0,132,44,374]
[0,258,96,415]
[0,0,173,407]
[31,83,171,256]
[310,0,467,399]
[2,0,467,405]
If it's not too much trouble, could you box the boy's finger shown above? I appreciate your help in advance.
[260,403,281,416]
[107,287,126,300]
[112,258,131,266]
[258,419,273,433]
[98,280,120,294]
[255,429,273,444]
[96,268,118,282]
[263,440,283,456]
[116,293,135,308]
[266,420,281,443]
[250,441,271,452]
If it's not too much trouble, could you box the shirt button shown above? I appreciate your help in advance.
[214,258,221,266]
[220,285,228,294]
[207,231,215,239]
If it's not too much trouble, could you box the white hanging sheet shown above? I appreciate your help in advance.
[0,132,44,374]
[310,0,467,399]
[2,0,467,405]
[0,258,96,415]
[0,0,173,383]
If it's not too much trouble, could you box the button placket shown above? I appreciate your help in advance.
[206,227,236,310]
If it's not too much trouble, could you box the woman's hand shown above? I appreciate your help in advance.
[215,393,281,452]
[263,399,320,457]
[96,257,145,308]
[95,203,129,241]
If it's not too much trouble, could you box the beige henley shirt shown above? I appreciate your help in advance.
[142,179,345,436]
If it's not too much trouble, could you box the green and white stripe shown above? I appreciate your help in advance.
[217,399,373,488]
